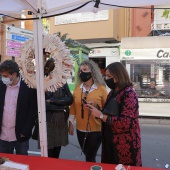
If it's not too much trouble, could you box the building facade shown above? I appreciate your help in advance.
[1,7,170,116]
[48,8,152,73]
[1,8,153,62]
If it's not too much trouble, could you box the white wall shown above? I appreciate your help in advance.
[89,48,120,66]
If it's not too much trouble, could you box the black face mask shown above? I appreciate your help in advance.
[80,71,92,82]
[105,77,117,89]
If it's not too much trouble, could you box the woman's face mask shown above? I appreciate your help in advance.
[104,70,117,89]
[104,77,117,89]
[80,71,92,82]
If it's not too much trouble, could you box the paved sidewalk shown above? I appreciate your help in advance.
[139,102,170,118]
[139,117,170,125]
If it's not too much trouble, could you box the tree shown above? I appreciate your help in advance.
[42,18,50,34]
[162,9,170,19]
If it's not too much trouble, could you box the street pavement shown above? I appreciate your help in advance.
[29,118,170,169]
[139,102,170,118]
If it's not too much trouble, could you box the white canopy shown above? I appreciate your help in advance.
[0,0,169,157]
[0,0,170,16]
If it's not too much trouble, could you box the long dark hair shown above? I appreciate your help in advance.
[106,62,132,90]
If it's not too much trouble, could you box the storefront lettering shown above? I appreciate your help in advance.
[89,49,101,54]
[144,98,152,102]
[142,98,170,103]
[157,49,170,58]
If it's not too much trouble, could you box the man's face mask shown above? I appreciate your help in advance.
[80,71,92,82]
[2,74,14,85]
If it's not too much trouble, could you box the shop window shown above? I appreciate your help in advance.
[130,63,170,100]
[90,58,106,76]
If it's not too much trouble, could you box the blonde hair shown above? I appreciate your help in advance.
[77,59,105,86]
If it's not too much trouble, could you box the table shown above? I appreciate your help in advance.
[0,153,165,170]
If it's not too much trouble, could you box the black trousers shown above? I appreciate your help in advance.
[48,146,61,158]
[77,129,102,162]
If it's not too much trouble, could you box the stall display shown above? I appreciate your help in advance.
[17,34,74,92]
[0,153,166,170]
[0,161,29,170]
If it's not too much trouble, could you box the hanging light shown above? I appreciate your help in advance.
[92,0,100,13]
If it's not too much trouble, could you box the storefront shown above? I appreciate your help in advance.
[120,36,170,117]
[88,47,120,75]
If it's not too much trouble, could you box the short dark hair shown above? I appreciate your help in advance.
[0,60,20,77]
[105,62,132,90]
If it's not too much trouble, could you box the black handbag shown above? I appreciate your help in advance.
[103,98,120,116]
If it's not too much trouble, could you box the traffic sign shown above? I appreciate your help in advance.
[6,49,21,57]
[11,34,29,42]
[7,40,23,48]
[5,25,33,58]
[6,25,33,38]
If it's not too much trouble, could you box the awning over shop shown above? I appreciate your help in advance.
[148,29,170,36]
[120,36,170,60]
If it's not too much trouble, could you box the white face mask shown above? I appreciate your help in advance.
[2,76,13,85]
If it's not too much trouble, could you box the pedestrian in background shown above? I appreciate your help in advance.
[145,80,159,97]
[86,62,142,166]
[0,60,37,155]
[69,59,108,162]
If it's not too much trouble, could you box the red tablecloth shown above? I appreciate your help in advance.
[0,153,165,170]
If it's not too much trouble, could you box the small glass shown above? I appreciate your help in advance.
[90,165,102,170]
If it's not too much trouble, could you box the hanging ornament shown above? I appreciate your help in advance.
[17,34,74,92]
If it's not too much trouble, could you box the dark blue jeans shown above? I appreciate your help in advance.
[0,139,29,155]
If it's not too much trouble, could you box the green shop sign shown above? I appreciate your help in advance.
[125,50,131,56]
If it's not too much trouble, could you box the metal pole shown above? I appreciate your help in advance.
[33,14,48,157]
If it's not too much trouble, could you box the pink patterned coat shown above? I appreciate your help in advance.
[101,86,142,166]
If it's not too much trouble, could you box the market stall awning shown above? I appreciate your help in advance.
[120,36,170,60]
[148,29,170,36]
[0,0,170,16]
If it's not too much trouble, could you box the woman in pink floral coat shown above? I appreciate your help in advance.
[86,62,142,166]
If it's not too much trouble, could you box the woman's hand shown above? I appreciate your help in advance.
[87,101,95,107]
[86,104,102,118]
[46,99,51,103]
[68,121,74,135]
[87,101,100,110]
